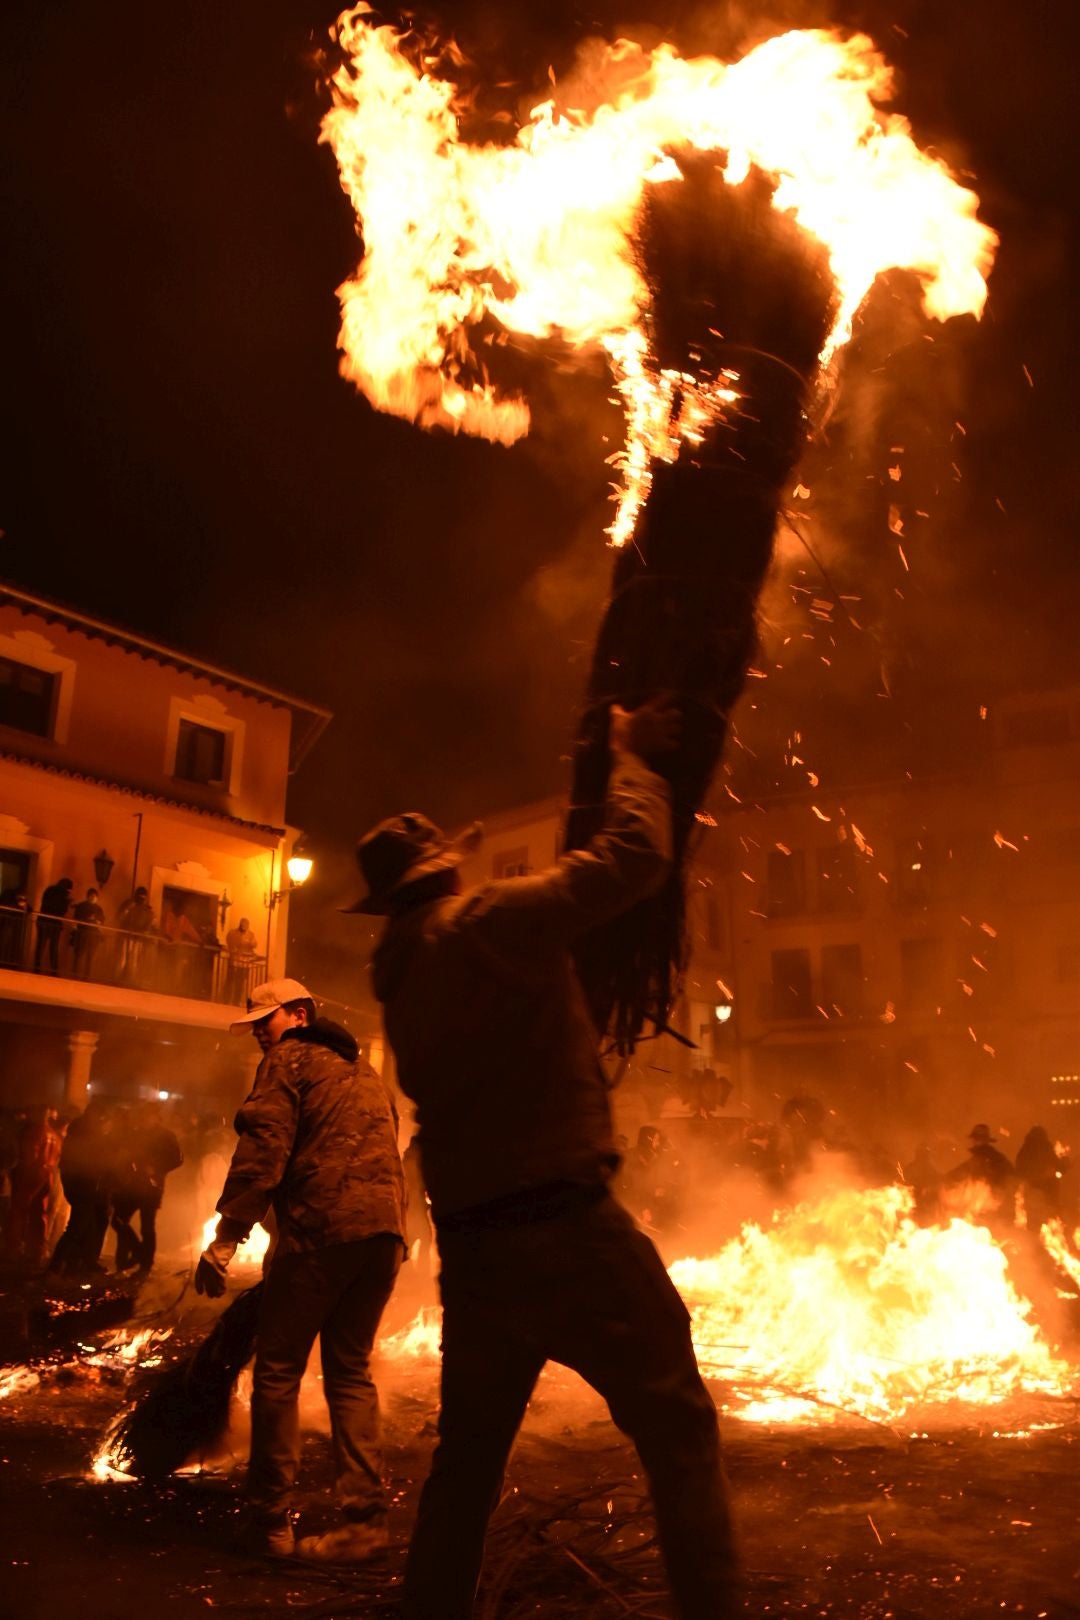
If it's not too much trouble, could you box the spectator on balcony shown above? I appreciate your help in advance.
[225,916,259,1002]
[117,886,155,984]
[34,876,73,974]
[71,886,106,980]
[0,887,30,968]
[164,902,202,994]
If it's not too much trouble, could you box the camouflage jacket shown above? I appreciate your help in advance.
[217,1019,406,1255]
[372,754,672,1219]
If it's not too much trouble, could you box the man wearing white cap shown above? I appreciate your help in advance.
[196,977,406,1562]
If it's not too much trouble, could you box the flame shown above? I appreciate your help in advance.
[0,1366,41,1400]
[200,1214,271,1268]
[81,1326,171,1371]
[379,1304,442,1360]
[322,10,997,541]
[378,1188,1075,1425]
[671,1186,1072,1423]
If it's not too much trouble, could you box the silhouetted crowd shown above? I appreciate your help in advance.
[0,1098,198,1278]
[614,1087,1077,1252]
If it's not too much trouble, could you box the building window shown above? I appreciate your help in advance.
[175,718,228,786]
[0,847,32,897]
[771,948,813,1019]
[817,843,858,912]
[821,943,864,1017]
[0,655,58,738]
[493,846,530,879]
[767,849,806,917]
[1050,1073,1080,1111]
[900,937,942,1012]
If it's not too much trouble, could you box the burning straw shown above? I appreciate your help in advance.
[321,14,998,1049]
[566,159,837,1044]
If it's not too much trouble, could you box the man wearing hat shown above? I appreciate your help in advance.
[196,978,406,1561]
[945,1122,1016,1224]
[352,700,738,1620]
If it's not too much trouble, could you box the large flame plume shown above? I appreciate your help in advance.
[321,8,997,539]
[671,1187,1073,1424]
[384,1188,1076,1426]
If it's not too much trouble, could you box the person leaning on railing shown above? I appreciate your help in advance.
[70,887,106,980]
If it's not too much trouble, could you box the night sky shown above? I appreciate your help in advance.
[1,0,1077,985]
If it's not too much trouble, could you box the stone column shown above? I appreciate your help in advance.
[66,1029,99,1108]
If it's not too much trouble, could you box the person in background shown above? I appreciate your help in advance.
[195,978,406,1563]
[944,1123,1016,1229]
[34,877,73,974]
[48,1100,114,1275]
[622,1125,685,1236]
[225,916,259,1001]
[71,886,106,980]
[117,886,156,984]
[111,1101,183,1272]
[3,1105,61,1267]
[1015,1125,1068,1231]
[354,698,739,1620]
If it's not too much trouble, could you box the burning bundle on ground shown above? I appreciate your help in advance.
[321,13,998,1047]
[102,1283,263,1480]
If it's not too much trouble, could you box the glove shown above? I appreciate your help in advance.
[194,1220,244,1296]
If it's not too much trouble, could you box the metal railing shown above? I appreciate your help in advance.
[0,907,267,1006]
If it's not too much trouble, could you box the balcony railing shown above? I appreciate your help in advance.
[0,907,266,1007]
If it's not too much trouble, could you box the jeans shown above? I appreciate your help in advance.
[248,1235,402,1524]
[404,1193,739,1620]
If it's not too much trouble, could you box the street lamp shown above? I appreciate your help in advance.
[286,855,313,887]
[267,851,314,910]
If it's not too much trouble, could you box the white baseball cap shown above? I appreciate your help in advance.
[230,977,314,1031]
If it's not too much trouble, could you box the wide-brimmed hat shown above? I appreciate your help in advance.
[230,977,314,1030]
[969,1122,997,1145]
[344,813,482,916]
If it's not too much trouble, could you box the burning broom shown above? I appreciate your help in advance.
[318,15,996,1049]
[566,155,837,1049]
[101,1282,263,1480]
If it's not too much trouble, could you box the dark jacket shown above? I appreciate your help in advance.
[372,755,672,1219]
[38,882,72,920]
[216,1018,406,1255]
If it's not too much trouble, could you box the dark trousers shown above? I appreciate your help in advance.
[73,932,99,980]
[248,1235,402,1524]
[111,1195,159,1271]
[403,1194,739,1620]
[49,1184,108,1274]
[34,919,62,973]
